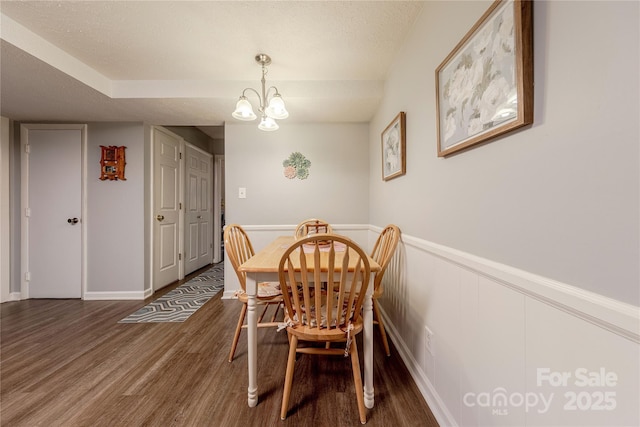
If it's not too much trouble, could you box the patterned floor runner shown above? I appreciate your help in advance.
[119,263,224,323]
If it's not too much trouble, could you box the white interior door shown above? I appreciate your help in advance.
[184,144,213,275]
[23,125,84,298]
[153,127,182,290]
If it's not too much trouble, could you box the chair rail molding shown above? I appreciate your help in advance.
[394,231,639,343]
[233,222,639,343]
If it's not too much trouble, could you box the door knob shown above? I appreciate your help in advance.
[197,215,202,219]
[67,218,79,225]
[156,215,165,222]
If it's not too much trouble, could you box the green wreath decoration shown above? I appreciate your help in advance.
[282,152,311,180]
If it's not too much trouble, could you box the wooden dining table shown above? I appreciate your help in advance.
[238,235,381,409]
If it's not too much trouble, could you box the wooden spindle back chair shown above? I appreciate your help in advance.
[370,224,401,356]
[294,218,333,239]
[224,224,283,362]
[278,233,371,424]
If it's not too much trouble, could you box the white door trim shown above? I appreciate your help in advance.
[0,117,11,303]
[213,155,224,263]
[20,124,87,300]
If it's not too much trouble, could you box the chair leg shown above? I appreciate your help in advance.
[228,303,247,362]
[373,300,391,357]
[350,338,367,424]
[281,335,298,420]
[270,302,281,322]
[257,303,269,323]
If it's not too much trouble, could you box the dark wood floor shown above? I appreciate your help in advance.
[1,267,439,427]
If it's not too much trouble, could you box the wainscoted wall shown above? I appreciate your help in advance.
[365,2,640,423]
[375,226,639,427]
[222,223,639,426]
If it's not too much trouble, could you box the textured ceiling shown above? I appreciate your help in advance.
[0,1,424,136]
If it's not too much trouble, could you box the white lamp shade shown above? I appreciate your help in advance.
[232,97,257,121]
[265,94,289,120]
[258,116,279,131]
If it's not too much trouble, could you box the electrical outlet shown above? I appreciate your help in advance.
[425,326,434,356]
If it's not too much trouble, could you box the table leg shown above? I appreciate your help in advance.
[363,290,374,408]
[246,274,258,407]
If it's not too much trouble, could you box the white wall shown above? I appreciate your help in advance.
[225,123,370,225]
[223,123,370,292]
[6,121,218,300]
[85,123,146,297]
[370,1,639,426]
[5,122,148,299]
[370,0,638,306]
[164,126,211,152]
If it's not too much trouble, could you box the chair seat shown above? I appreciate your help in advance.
[286,318,363,342]
[235,281,282,302]
[282,291,366,341]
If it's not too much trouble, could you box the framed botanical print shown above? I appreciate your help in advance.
[381,112,406,181]
[435,0,533,157]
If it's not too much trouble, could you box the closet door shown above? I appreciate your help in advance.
[184,144,213,275]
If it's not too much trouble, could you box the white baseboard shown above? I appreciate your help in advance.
[83,291,146,300]
[222,290,237,300]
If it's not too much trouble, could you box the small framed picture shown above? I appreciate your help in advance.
[381,112,406,181]
[99,145,127,181]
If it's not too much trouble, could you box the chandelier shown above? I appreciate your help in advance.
[232,53,289,131]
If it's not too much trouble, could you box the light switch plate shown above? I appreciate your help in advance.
[238,187,246,199]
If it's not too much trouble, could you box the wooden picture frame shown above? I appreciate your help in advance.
[435,0,533,157]
[381,111,406,181]
[99,145,127,181]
